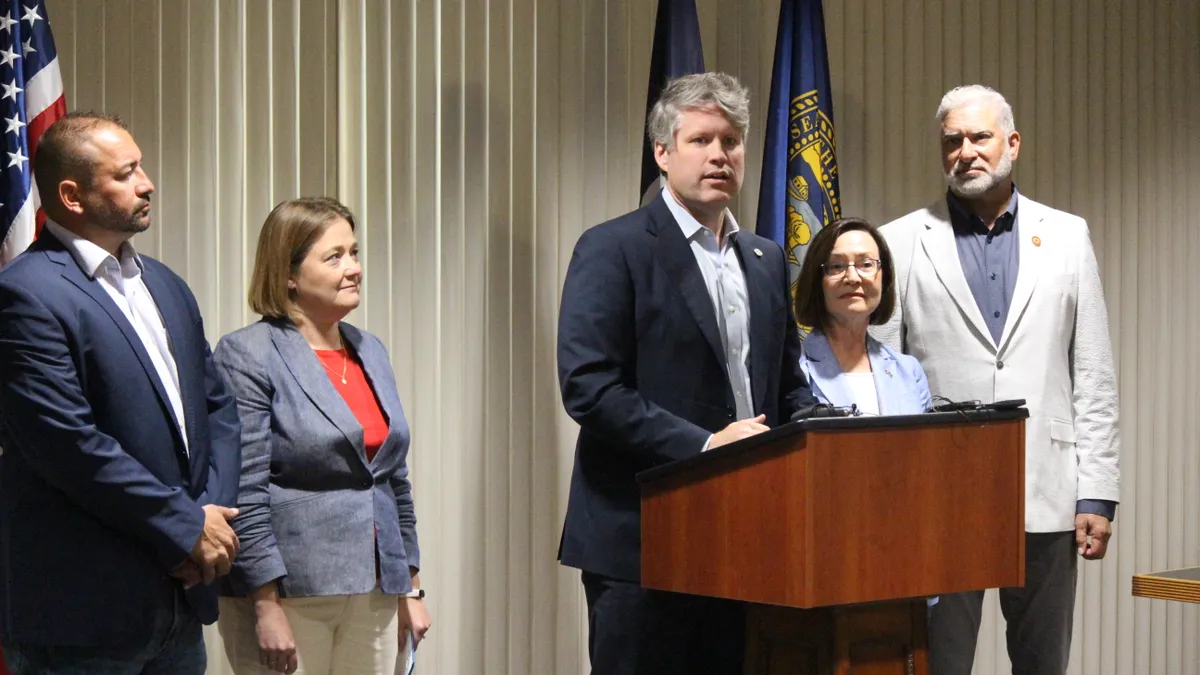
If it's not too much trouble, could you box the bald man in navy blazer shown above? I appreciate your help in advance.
[557,74,819,675]
[0,113,242,675]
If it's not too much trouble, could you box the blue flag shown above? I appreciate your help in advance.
[756,0,841,300]
[640,0,704,203]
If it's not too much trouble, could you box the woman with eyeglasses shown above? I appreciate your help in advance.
[792,218,932,415]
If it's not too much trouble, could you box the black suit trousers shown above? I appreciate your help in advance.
[582,571,745,675]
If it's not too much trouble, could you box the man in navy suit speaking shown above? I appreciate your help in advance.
[557,73,819,675]
[0,112,242,674]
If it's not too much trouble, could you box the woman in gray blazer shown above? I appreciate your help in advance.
[794,218,932,415]
[214,197,430,675]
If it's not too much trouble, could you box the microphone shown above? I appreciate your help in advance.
[929,398,1026,413]
[791,402,857,421]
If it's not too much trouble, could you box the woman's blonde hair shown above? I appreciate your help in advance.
[247,197,357,319]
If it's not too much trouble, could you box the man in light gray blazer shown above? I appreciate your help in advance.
[874,85,1120,675]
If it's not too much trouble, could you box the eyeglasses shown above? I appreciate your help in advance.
[821,258,882,279]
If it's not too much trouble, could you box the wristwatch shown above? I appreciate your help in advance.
[403,588,425,599]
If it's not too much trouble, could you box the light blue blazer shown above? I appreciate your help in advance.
[799,330,932,415]
[213,318,420,598]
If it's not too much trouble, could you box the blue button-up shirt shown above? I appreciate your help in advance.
[947,188,1019,346]
[662,189,754,453]
[946,188,1116,522]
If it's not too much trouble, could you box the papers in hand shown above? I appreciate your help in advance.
[397,629,417,675]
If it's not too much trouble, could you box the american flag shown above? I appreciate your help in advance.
[0,3,64,667]
[0,0,65,269]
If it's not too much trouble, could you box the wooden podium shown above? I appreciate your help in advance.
[637,409,1028,675]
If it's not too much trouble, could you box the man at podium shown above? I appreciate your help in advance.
[556,73,819,675]
[876,85,1121,675]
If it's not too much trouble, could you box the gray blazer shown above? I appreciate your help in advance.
[213,318,420,598]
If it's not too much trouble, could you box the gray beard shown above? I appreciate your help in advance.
[946,153,1013,198]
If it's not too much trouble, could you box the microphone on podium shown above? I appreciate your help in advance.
[790,402,857,422]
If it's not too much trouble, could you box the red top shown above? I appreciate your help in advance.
[316,348,388,462]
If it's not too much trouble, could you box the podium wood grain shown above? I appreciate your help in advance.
[1132,567,1200,604]
[745,601,929,675]
[641,419,1026,607]
[639,413,1027,675]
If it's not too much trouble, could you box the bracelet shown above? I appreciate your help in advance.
[403,588,425,599]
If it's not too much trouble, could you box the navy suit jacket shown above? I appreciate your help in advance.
[0,232,241,647]
[557,194,818,582]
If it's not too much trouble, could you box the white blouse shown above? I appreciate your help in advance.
[842,372,880,416]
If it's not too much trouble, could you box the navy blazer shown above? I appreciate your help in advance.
[557,194,818,582]
[0,232,241,647]
[214,319,420,598]
[799,330,932,415]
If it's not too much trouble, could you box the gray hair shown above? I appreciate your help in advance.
[935,85,1016,134]
[647,72,751,150]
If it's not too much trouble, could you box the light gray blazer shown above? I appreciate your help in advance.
[873,195,1120,532]
[214,318,420,598]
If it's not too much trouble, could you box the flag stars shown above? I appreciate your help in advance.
[20,5,41,27]
[0,13,15,33]
[8,148,26,169]
[21,37,35,57]
[0,46,17,69]
[5,115,24,136]
[1,80,21,101]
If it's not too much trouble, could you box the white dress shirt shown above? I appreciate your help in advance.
[42,220,189,455]
[661,187,753,422]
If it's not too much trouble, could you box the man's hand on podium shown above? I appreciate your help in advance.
[1075,513,1112,560]
[709,415,769,450]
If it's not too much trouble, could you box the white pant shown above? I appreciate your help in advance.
[219,589,400,675]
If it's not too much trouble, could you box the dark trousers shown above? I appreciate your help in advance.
[929,531,1078,675]
[583,571,745,675]
[3,584,205,675]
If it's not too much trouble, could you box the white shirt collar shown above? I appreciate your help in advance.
[42,219,144,281]
[660,186,740,242]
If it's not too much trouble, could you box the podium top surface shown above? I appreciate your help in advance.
[1132,567,1200,604]
[637,408,1029,483]
[1141,567,1200,582]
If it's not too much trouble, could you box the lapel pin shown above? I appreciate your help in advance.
[1032,236,1041,247]
[884,369,892,378]
[753,248,763,257]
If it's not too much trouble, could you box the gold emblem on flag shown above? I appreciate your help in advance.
[787,89,840,231]
[785,90,840,302]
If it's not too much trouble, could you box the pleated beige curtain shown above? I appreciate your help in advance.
[47,1,1200,674]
